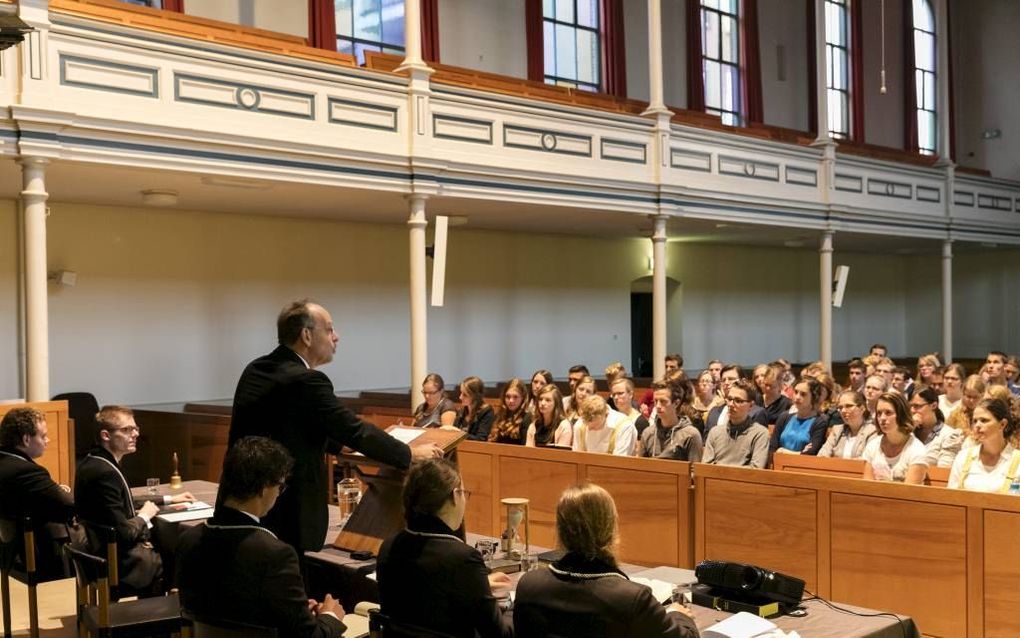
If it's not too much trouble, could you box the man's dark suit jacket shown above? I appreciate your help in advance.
[74,446,162,592]
[0,447,74,524]
[229,345,411,552]
[377,514,512,638]
[176,507,345,638]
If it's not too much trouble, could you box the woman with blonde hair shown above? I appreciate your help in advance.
[514,483,699,638]
[915,353,943,387]
[489,378,531,445]
[526,384,572,447]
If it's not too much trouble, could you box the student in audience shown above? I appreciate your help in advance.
[928,367,944,394]
[1005,357,1020,385]
[573,395,636,456]
[862,393,928,484]
[753,363,792,427]
[610,377,650,437]
[818,390,877,459]
[863,374,889,416]
[527,385,573,447]
[567,365,590,393]
[939,363,966,415]
[862,354,879,377]
[565,375,597,425]
[514,483,699,638]
[664,354,683,375]
[412,373,457,428]
[702,380,770,468]
[947,375,986,443]
[706,359,723,383]
[891,367,914,398]
[528,369,555,415]
[377,459,512,638]
[705,365,766,432]
[770,378,829,457]
[455,376,495,441]
[869,344,888,358]
[692,370,717,422]
[948,399,1020,493]
[875,358,896,385]
[177,436,345,638]
[910,385,963,467]
[638,379,703,461]
[916,354,942,388]
[846,358,866,391]
[986,351,1020,395]
[76,405,195,595]
[603,362,626,410]
[813,370,841,425]
[772,358,796,398]
[0,407,76,575]
[489,378,531,445]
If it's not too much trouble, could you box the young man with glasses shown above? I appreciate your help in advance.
[702,379,770,468]
[705,365,767,433]
[610,377,650,437]
[75,405,195,595]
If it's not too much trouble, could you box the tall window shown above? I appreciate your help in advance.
[701,0,740,126]
[542,0,601,92]
[335,0,405,65]
[911,0,936,155]
[824,0,850,138]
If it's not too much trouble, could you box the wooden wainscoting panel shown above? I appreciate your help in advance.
[458,448,495,536]
[983,510,1020,638]
[830,493,966,638]
[584,465,680,567]
[497,457,580,548]
[701,477,819,591]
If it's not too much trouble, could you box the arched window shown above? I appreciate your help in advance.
[335,0,406,64]
[543,0,602,92]
[910,0,937,155]
[700,0,741,126]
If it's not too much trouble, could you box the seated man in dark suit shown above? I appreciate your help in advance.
[0,407,76,575]
[75,405,194,596]
[176,436,345,638]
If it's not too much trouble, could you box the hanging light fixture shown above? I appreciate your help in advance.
[880,0,888,94]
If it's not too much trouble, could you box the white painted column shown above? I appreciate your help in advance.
[396,0,429,73]
[651,216,668,380]
[819,231,834,370]
[642,0,670,116]
[407,195,428,409]
[933,0,952,163]
[941,239,953,363]
[21,157,49,401]
[812,0,829,144]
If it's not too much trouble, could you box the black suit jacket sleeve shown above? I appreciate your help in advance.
[628,587,699,638]
[457,548,512,638]
[21,464,74,523]
[803,414,830,456]
[265,542,346,638]
[467,406,496,442]
[303,370,411,469]
[90,471,148,544]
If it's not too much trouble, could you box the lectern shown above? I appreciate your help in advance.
[333,426,466,554]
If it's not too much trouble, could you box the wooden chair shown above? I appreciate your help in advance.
[1,516,71,638]
[772,454,867,479]
[62,544,181,638]
[368,609,458,638]
[181,610,277,638]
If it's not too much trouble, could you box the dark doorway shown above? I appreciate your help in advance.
[630,292,653,377]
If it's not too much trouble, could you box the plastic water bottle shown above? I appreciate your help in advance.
[1009,478,1020,495]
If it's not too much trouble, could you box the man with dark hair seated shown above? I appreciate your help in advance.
[0,407,76,575]
[176,436,345,638]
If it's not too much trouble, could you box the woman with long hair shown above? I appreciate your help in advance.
[862,392,928,484]
[915,353,943,387]
[489,378,531,445]
[565,375,597,425]
[947,375,986,444]
[412,373,457,428]
[514,483,698,638]
[526,384,572,447]
[949,398,1020,492]
[818,390,877,459]
[909,385,962,467]
[527,369,554,415]
[454,376,495,441]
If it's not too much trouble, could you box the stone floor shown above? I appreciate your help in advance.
[2,577,78,637]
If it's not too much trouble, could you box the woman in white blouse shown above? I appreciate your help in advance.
[949,398,1020,493]
[862,392,928,484]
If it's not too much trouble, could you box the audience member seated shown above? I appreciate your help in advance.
[875,358,896,386]
[705,365,766,432]
[985,351,1020,394]
[603,362,627,410]
[1005,356,1020,386]
[939,363,966,416]
[412,373,457,428]
[948,399,1020,493]
[573,396,636,456]
[638,379,703,461]
[75,405,195,596]
[772,358,796,398]
[863,374,889,416]
[701,379,770,468]
[527,385,573,447]
[610,378,649,437]
[176,436,345,638]
[564,365,591,409]
[705,359,723,384]
[377,459,512,638]
[910,385,963,468]
[869,343,888,359]
[454,376,495,441]
[753,363,791,427]
[565,375,597,426]
[817,390,877,459]
[692,370,717,423]
[947,375,985,447]
[814,370,842,425]
[770,378,829,457]
[862,393,928,484]
[489,378,531,445]
[0,407,75,575]
[891,367,914,398]
[514,483,698,638]
[664,353,683,376]
[846,358,866,392]
[528,369,555,415]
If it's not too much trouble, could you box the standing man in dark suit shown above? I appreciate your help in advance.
[229,299,443,555]
[0,407,75,575]
[177,436,345,638]
[75,405,195,595]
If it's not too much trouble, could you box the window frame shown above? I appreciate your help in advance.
[824,0,851,139]
[542,0,603,93]
[910,0,937,155]
[334,0,407,65]
[700,0,742,127]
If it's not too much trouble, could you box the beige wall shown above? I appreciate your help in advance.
[0,200,18,399]
[185,0,309,39]
[438,0,528,79]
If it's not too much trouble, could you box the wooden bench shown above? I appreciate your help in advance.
[772,453,866,479]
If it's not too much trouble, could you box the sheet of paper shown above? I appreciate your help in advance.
[703,611,778,638]
[631,576,676,604]
[158,506,214,523]
[388,427,426,444]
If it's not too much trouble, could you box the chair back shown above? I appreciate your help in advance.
[0,516,34,576]
[52,391,100,459]
[0,516,19,573]
[368,609,458,638]
[79,520,119,587]
[63,543,108,590]
[182,610,278,638]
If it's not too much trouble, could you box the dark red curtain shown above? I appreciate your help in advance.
[686,0,704,111]
[903,0,918,152]
[162,0,184,11]
[850,0,865,141]
[806,0,817,134]
[525,0,544,82]
[602,0,627,97]
[308,0,337,50]
[422,0,440,62]
[741,0,763,123]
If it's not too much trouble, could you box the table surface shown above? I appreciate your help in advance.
[140,481,920,638]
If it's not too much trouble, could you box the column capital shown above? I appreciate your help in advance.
[18,156,50,169]
[819,230,834,253]
[651,215,668,242]
[942,239,953,258]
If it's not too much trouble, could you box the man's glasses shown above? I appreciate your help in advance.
[105,426,140,435]
[725,396,750,405]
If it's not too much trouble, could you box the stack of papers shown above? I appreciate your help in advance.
[157,501,214,523]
